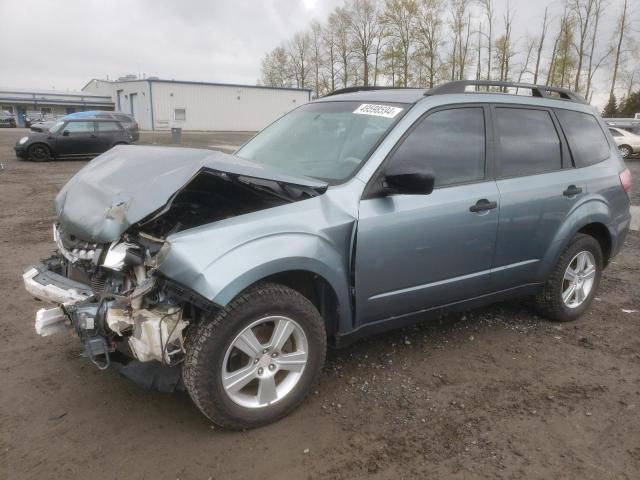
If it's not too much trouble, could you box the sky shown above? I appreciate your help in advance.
[0,0,628,106]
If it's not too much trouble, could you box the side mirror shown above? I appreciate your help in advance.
[383,170,435,196]
[62,130,70,136]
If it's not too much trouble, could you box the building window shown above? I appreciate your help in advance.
[1,105,13,113]
[174,108,186,121]
[41,107,53,115]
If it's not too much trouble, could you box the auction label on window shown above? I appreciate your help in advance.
[353,104,403,118]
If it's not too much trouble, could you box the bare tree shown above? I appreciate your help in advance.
[609,0,629,101]
[517,37,536,83]
[570,0,596,93]
[533,6,549,84]
[584,0,605,99]
[346,0,381,86]
[322,19,339,92]
[547,4,576,88]
[288,31,311,88]
[309,21,323,97]
[481,0,495,81]
[261,46,291,87]
[449,0,473,81]
[382,0,418,86]
[475,22,483,82]
[494,2,515,85]
[415,0,445,88]
[328,7,354,88]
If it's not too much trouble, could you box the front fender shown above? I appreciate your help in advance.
[160,232,353,330]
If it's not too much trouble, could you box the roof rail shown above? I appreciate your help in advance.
[425,80,587,104]
[323,86,415,97]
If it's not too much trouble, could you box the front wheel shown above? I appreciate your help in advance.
[535,234,603,322]
[183,283,326,429]
[28,144,51,162]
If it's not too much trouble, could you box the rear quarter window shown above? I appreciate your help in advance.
[555,109,610,167]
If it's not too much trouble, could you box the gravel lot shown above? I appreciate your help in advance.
[1,128,639,480]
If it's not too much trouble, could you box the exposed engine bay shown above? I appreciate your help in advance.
[23,165,318,377]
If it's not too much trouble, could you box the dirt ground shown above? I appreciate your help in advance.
[1,128,639,480]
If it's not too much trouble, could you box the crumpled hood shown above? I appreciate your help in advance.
[55,145,327,243]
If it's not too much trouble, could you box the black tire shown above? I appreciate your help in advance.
[183,282,326,430]
[28,143,52,162]
[535,233,603,322]
[618,145,632,159]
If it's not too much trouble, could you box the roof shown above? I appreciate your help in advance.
[0,88,114,107]
[0,88,110,99]
[82,78,312,93]
[315,88,426,104]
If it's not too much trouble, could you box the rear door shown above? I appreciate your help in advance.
[54,121,99,157]
[355,105,500,325]
[95,120,126,152]
[490,105,583,290]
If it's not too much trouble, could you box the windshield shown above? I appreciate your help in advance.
[237,101,407,182]
[49,121,65,134]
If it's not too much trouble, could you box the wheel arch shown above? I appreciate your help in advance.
[539,199,615,280]
[27,142,52,158]
[250,270,342,340]
[161,232,354,336]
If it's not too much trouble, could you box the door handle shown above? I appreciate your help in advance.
[563,185,582,197]
[90,134,97,138]
[469,199,498,213]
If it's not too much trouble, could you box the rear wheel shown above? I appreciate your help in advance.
[535,234,603,322]
[183,283,326,430]
[618,145,632,159]
[28,144,51,162]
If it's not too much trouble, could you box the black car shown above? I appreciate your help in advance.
[65,111,139,141]
[14,118,133,161]
[0,110,17,128]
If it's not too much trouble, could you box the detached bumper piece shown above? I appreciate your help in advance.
[23,262,92,305]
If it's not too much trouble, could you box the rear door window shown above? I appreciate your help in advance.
[555,110,610,167]
[494,107,562,177]
[97,121,122,132]
[63,121,95,133]
[386,107,486,188]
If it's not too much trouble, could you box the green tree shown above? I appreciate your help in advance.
[617,91,640,117]
[601,94,617,118]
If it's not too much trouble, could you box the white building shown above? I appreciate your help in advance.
[0,88,114,127]
[82,78,311,131]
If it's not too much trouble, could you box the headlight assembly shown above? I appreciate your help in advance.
[19,136,29,145]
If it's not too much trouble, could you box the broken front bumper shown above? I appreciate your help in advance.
[23,257,188,373]
[23,263,92,336]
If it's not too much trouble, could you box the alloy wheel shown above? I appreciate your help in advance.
[562,251,596,309]
[221,316,308,409]
[619,146,631,159]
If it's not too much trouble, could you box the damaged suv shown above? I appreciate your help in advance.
[23,81,632,429]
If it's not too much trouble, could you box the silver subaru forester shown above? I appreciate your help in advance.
[23,81,632,429]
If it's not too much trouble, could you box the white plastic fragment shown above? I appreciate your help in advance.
[35,307,69,337]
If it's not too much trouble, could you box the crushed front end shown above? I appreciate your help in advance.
[23,223,196,377]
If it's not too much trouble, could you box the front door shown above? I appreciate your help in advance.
[355,106,500,326]
[55,121,99,157]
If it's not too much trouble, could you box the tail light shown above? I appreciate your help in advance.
[619,168,632,197]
